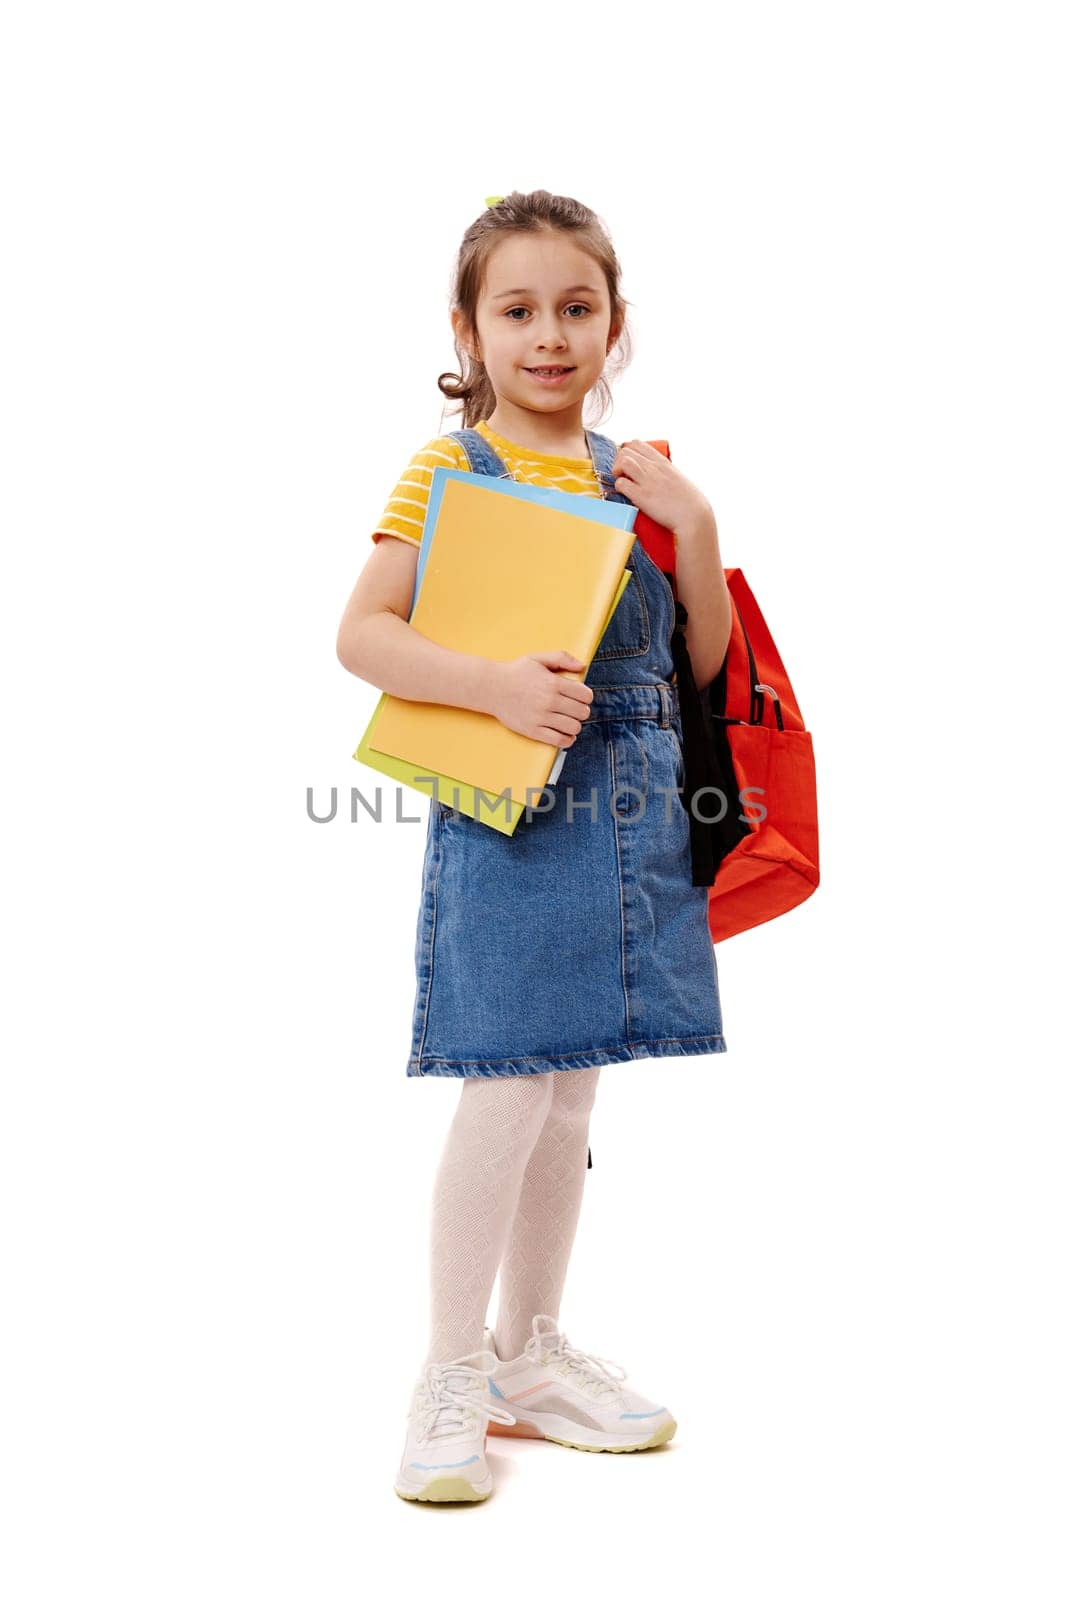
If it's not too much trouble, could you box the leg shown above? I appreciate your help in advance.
[492,1066,602,1361]
[424,1073,554,1367]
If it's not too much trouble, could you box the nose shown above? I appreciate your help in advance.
[536,315,569,351]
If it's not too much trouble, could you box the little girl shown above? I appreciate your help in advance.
[336,190,734,1504]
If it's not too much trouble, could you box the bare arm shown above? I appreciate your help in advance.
[673,505,733,693]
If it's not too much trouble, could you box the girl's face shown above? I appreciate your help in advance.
[456,232,619,429]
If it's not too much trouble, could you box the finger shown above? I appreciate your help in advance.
[621,440,660,464]
[542,713,583,738]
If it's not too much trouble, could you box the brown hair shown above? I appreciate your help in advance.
[437,189,633,430]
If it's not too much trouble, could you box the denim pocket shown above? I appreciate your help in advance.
[594,558,650,660]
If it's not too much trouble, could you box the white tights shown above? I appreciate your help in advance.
[424,1067,601,1366]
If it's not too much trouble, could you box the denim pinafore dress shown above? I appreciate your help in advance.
[406,426,727,1079]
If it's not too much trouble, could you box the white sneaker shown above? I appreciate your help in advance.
[481,1315,677,1453]
[394,1347,516,1502]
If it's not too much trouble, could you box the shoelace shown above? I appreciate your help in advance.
[527,1314,628,1398]
[411,1348,516,1444]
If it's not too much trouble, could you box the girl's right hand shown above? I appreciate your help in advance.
[488,652,594,747]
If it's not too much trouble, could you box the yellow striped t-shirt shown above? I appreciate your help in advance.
[371,419,603,548]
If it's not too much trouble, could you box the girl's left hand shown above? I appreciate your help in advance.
[612,439,712,534]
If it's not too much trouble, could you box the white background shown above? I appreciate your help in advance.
[3,3,1062,1596]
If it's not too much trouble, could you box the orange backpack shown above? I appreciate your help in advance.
[631,441,820,943]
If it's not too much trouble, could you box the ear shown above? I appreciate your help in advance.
[451,308,480,364]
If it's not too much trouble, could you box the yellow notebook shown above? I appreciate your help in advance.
[354,570,630,834]
[355,474,636,834]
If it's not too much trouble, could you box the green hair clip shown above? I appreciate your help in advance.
[485,194,504,208]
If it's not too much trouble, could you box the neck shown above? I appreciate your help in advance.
[483,398,591,459]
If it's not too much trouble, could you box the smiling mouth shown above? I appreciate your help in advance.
[525,366,575,374]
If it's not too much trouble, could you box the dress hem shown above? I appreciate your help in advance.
[407,1034,727,1079]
